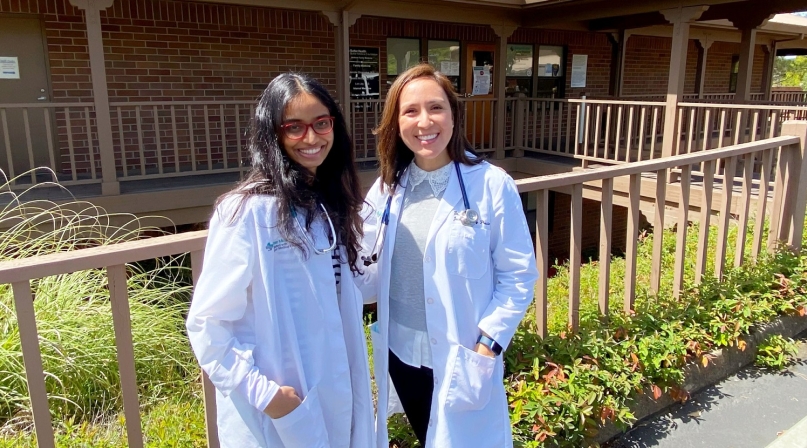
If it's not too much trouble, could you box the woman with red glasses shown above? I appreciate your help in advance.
[187,73,373,447]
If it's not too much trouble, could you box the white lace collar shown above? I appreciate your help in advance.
[408,161,452,197]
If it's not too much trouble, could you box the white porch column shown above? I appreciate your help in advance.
[660,6,707,158]
[492,25,517,160]
[70,0,118,195]
[695,36,713,99]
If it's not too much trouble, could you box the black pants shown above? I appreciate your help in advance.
[388,350,434,445]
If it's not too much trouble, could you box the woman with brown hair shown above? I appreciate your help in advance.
[357,63,538,447]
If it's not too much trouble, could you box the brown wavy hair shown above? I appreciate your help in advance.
[374,63,481,191]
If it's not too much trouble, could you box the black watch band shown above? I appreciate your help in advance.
[476,334,503,356]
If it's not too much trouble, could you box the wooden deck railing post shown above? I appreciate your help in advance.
[535,189,549,339]
[191,249,221,448]
[513,97,525,157]
[12,280,55,448]
[107,264,144,448]
[598,178,613,315]
[780,121,807,250]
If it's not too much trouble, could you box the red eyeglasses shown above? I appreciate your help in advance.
[281,117,335,140]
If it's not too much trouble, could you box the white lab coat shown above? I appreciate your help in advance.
[357,160,538,448]
[187,195,375,448]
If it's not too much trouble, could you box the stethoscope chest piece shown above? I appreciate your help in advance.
[458,209,479,226]
[454,161,479,227]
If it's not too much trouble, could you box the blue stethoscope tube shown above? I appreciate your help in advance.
[362,161,477,266]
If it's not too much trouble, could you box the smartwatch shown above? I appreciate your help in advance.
[476,334,503,356]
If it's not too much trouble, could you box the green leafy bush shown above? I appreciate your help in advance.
[755,334,799,370]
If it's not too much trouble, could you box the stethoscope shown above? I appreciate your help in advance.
[362,161,478,266]
[291,203,337,255]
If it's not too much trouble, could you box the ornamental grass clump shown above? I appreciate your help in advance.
[0,171,198,435]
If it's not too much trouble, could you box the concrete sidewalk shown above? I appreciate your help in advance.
[607,333,807,448]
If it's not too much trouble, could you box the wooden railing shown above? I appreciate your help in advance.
[515,123,807,336]
[514,98,667,164]
[0,102,101,188]
[771,91,807,104]
[109,101,252,181]
[1,124,805,446]
[620,93,768,102]
[676,102,807,155]
[0,231,217,448]
[3,95,806,191]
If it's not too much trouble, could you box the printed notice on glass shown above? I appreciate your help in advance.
[440,61,460,76]
[472,66,491,95]
[570,54,587,88]
[0,57,20,79]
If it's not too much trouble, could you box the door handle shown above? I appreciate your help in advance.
[37,96,47,101]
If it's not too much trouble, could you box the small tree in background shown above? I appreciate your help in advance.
[773,56,807,89]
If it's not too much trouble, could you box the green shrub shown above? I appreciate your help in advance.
[755,334,799,370]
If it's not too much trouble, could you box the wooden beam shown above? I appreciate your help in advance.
[660,6,708,158]
[69,0,119,196]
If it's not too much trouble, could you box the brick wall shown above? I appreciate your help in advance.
[101,0,334,102]
[1,0,336,103]
[534,192,633,266]
[703,41,767,94]
[622,35,767,97]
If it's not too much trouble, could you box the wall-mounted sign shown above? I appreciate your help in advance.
[0,57,20,79]
[570,54,588,88]
[349,47,380,99]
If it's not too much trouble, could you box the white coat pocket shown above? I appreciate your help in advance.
[271,385,330,447]
[447,221,491,279]
[443,345,496,413]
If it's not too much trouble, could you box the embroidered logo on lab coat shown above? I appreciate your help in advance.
[265,239,291,252]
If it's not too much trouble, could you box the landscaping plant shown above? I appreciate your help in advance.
[755,334,799,371]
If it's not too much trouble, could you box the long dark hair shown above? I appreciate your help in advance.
[374,63,482,191]
[220,72,364,274]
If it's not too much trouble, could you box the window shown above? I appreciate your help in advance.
[535,45,565,98]
[428,40,460,91]
[387,38,420,77]
[729,54,740,93]
[506,44,533,97]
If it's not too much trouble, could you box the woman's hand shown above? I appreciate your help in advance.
[474,342,496,358]
[263,386,302,419]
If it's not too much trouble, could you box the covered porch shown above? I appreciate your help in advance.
[0,0,806,228]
